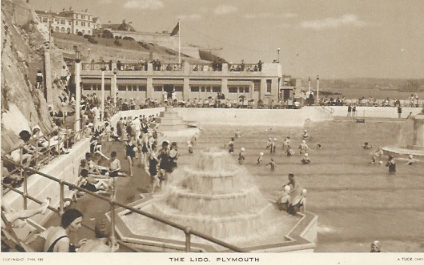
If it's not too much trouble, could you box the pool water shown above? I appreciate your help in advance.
[176,120,424,252]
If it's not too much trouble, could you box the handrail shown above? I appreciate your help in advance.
[1,158,245,252]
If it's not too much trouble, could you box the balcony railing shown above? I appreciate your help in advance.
[82,62,111,71]
[229,63,262,72]
[117,63,148,71]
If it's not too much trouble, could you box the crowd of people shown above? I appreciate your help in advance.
[321,95,423,108]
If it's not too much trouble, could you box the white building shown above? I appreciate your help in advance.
[36,9,97,35]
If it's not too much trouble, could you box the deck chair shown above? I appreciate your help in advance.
[1,212,35,252]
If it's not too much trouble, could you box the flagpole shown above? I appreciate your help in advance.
[178,19,181,65]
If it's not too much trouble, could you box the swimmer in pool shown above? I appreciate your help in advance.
[301,153,311,164]
[405,154,416,166]
[257,152,264,165]
[266,158,277,170]
[362,142,373,150]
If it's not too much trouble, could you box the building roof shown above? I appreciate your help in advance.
[102,21,136,32]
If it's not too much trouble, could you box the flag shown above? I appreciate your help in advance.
[170,21,179,36]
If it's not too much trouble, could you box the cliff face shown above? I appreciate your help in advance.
[1,0,67,153]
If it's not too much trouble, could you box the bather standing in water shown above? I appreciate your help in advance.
[238,147,245,165]
[386,155,396,174]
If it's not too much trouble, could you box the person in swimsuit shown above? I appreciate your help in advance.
[238,147,245,165]
[158,141,171,187]
[149,144,160,193]
[276,185,291,211]
[125,139,136,176]
[44,209,85,252]
[266,158,277,170]
[228,138,235,154]
[405,154,416,166]
[169,142,179,172]
[362,142,373,150]
[299,140,312,155]
[282,137,291,150]
[235,128,241,139]
[301,153,311,164]
[187,140,193,154]
[256,152,264,165]
[109,151,122,177]
[386,155,396,174]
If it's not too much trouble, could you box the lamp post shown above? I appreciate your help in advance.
[277,48,280,63]
[75,51,81,131]
[316,75,320,106]
[113,68,118,108]
[101,68,105,123]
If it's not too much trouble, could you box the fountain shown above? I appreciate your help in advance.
[383,113,424,158]
[113,148,317,252]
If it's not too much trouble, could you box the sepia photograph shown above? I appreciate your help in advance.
[1,0,423,264]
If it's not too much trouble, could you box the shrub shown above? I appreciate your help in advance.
[88,36,98,44]
[77,32,83,36]
[83,34,90,39]
[138,42,150,50]
[114,40,122,46]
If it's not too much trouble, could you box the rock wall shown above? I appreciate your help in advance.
[1,0,68,153]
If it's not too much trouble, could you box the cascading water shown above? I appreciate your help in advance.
[384,113,424,157]
[121,148,298,246]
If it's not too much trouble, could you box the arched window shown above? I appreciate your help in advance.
[82,30,85,34]
[67,28,71,33]
[88,30,91,35]
[61,27,65,33]
[55,26,59,32]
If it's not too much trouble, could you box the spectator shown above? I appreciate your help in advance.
[397,105,402,118]
[1,199,49,228]
[370,241,381,252]
[35,69,43,89]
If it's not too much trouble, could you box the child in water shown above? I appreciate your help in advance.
[266,158,277,170]
[362,142,373,150]
[299,140,312,155]
[286,146,295,156]
[270,138,277,154]
[228,137,235,154]
[257,152,264,165]
[405,154,416,165]
[276,185,291,211]
[187,140,193,154]
[235,128,241,139]
[302,130,309,140]
[283,137,291,150]
[371,148,384,164]
[266,138,272,149]
[301,153,311,164]
[238,147,245,165]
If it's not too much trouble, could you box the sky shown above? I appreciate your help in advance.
[32,0,424,79]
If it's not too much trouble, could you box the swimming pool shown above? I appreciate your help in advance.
[177,119,424,252]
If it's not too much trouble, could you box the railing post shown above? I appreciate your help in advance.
[20,147,28,210]
[110,178,116,246]
[59,181,65,215]
[59,132,63,155]
[184,227,191,252]
[47,136,51,162]
[35,137,39,169]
